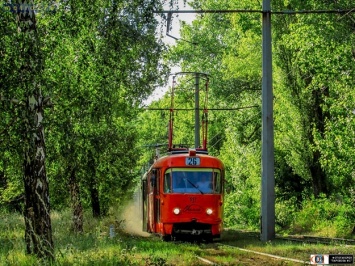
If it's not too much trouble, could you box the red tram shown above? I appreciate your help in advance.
[141,148,224,241]
[141,73,224,241]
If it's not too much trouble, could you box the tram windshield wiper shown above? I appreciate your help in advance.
[183,177,204,195]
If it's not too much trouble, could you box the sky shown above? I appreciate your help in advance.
[143,1,196,105]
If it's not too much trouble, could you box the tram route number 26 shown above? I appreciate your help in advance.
[185,157,200,166]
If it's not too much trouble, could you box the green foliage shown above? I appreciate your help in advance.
[273,0,355,197]
[289,195,355,237]
[0,210,207,265]
[2,210,355,265]
[40,0,170,214]
[162,0,355,233]
[275,197,299,231]
[0,151,23,211]
[146,256,169,266]
[1,0,354,243]
[0,0,172,220]
[164,0,263,230]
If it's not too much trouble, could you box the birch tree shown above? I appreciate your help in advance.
[14,0,53,259]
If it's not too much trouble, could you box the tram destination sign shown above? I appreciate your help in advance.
[185,157,200,166]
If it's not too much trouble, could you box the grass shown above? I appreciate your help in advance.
[275,195,355,239]
[220,229,355,264]
[0,210,204,265]
[1,210,354,265]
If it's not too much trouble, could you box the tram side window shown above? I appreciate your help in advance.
[149,169,158,192]
[213,171,221,193]
[164,169,172,193]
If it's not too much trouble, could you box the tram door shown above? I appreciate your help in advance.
[141,177,147,232]
[148,169,159,233]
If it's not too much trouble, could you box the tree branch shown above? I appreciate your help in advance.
[0,94,24,105]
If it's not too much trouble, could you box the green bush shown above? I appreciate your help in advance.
[224,191,260,230]
[290,194,355,237]
[275,197,298,231]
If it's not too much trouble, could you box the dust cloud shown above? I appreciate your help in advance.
[119,190,150,237]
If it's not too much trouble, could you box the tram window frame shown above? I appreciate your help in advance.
[164,169,172,193]
[149,169,159,192]
[163,168,222,194]
[213,170,221,193]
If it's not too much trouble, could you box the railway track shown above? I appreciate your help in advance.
[224,229,355,246]
[276,234,355,246]
[195,255,215,265]
[188,231,355,265]
[175,239,310,265]
[194,243,311,265]
[162,230,355,265]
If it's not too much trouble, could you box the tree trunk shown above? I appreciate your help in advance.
[69,168,83,233]
[310,150,327,197]
[309,87,329,197]
[88,151,100,217]
[16,1,54,259]
[90,184,101,218]
[23,90,54,259]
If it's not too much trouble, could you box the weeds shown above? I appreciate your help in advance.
[295,195,355,237]
[146,255,168,266]
[0,210,201,265]
[1,207,354,265]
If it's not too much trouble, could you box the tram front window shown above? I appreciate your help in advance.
[164,168,221,194]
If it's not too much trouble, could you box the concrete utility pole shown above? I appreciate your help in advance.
[171,72,207,149]
[195,73,200,148]
[261,0,275,241]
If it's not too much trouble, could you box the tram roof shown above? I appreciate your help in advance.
[150,149,224,170]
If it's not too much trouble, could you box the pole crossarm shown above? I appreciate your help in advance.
[144,106,259,111]
[172,71,209,78]
[272,9,355,14]
[154,9,355,15]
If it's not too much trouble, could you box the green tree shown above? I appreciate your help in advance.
[165,0,355,231]
[273,0,355,198]
[166,0,262,228]
[0,0,55,259]
[1,0,177,252]
[42,0,171,224]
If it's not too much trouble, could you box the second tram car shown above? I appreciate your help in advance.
[141,148,224,241]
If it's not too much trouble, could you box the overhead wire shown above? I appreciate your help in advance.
[156,9,355,15]
[145,106,259,111]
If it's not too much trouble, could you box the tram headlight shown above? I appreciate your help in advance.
[206,208,213,215]
[173,208,180,215]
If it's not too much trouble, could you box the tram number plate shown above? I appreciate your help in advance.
[185,157,200,166]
